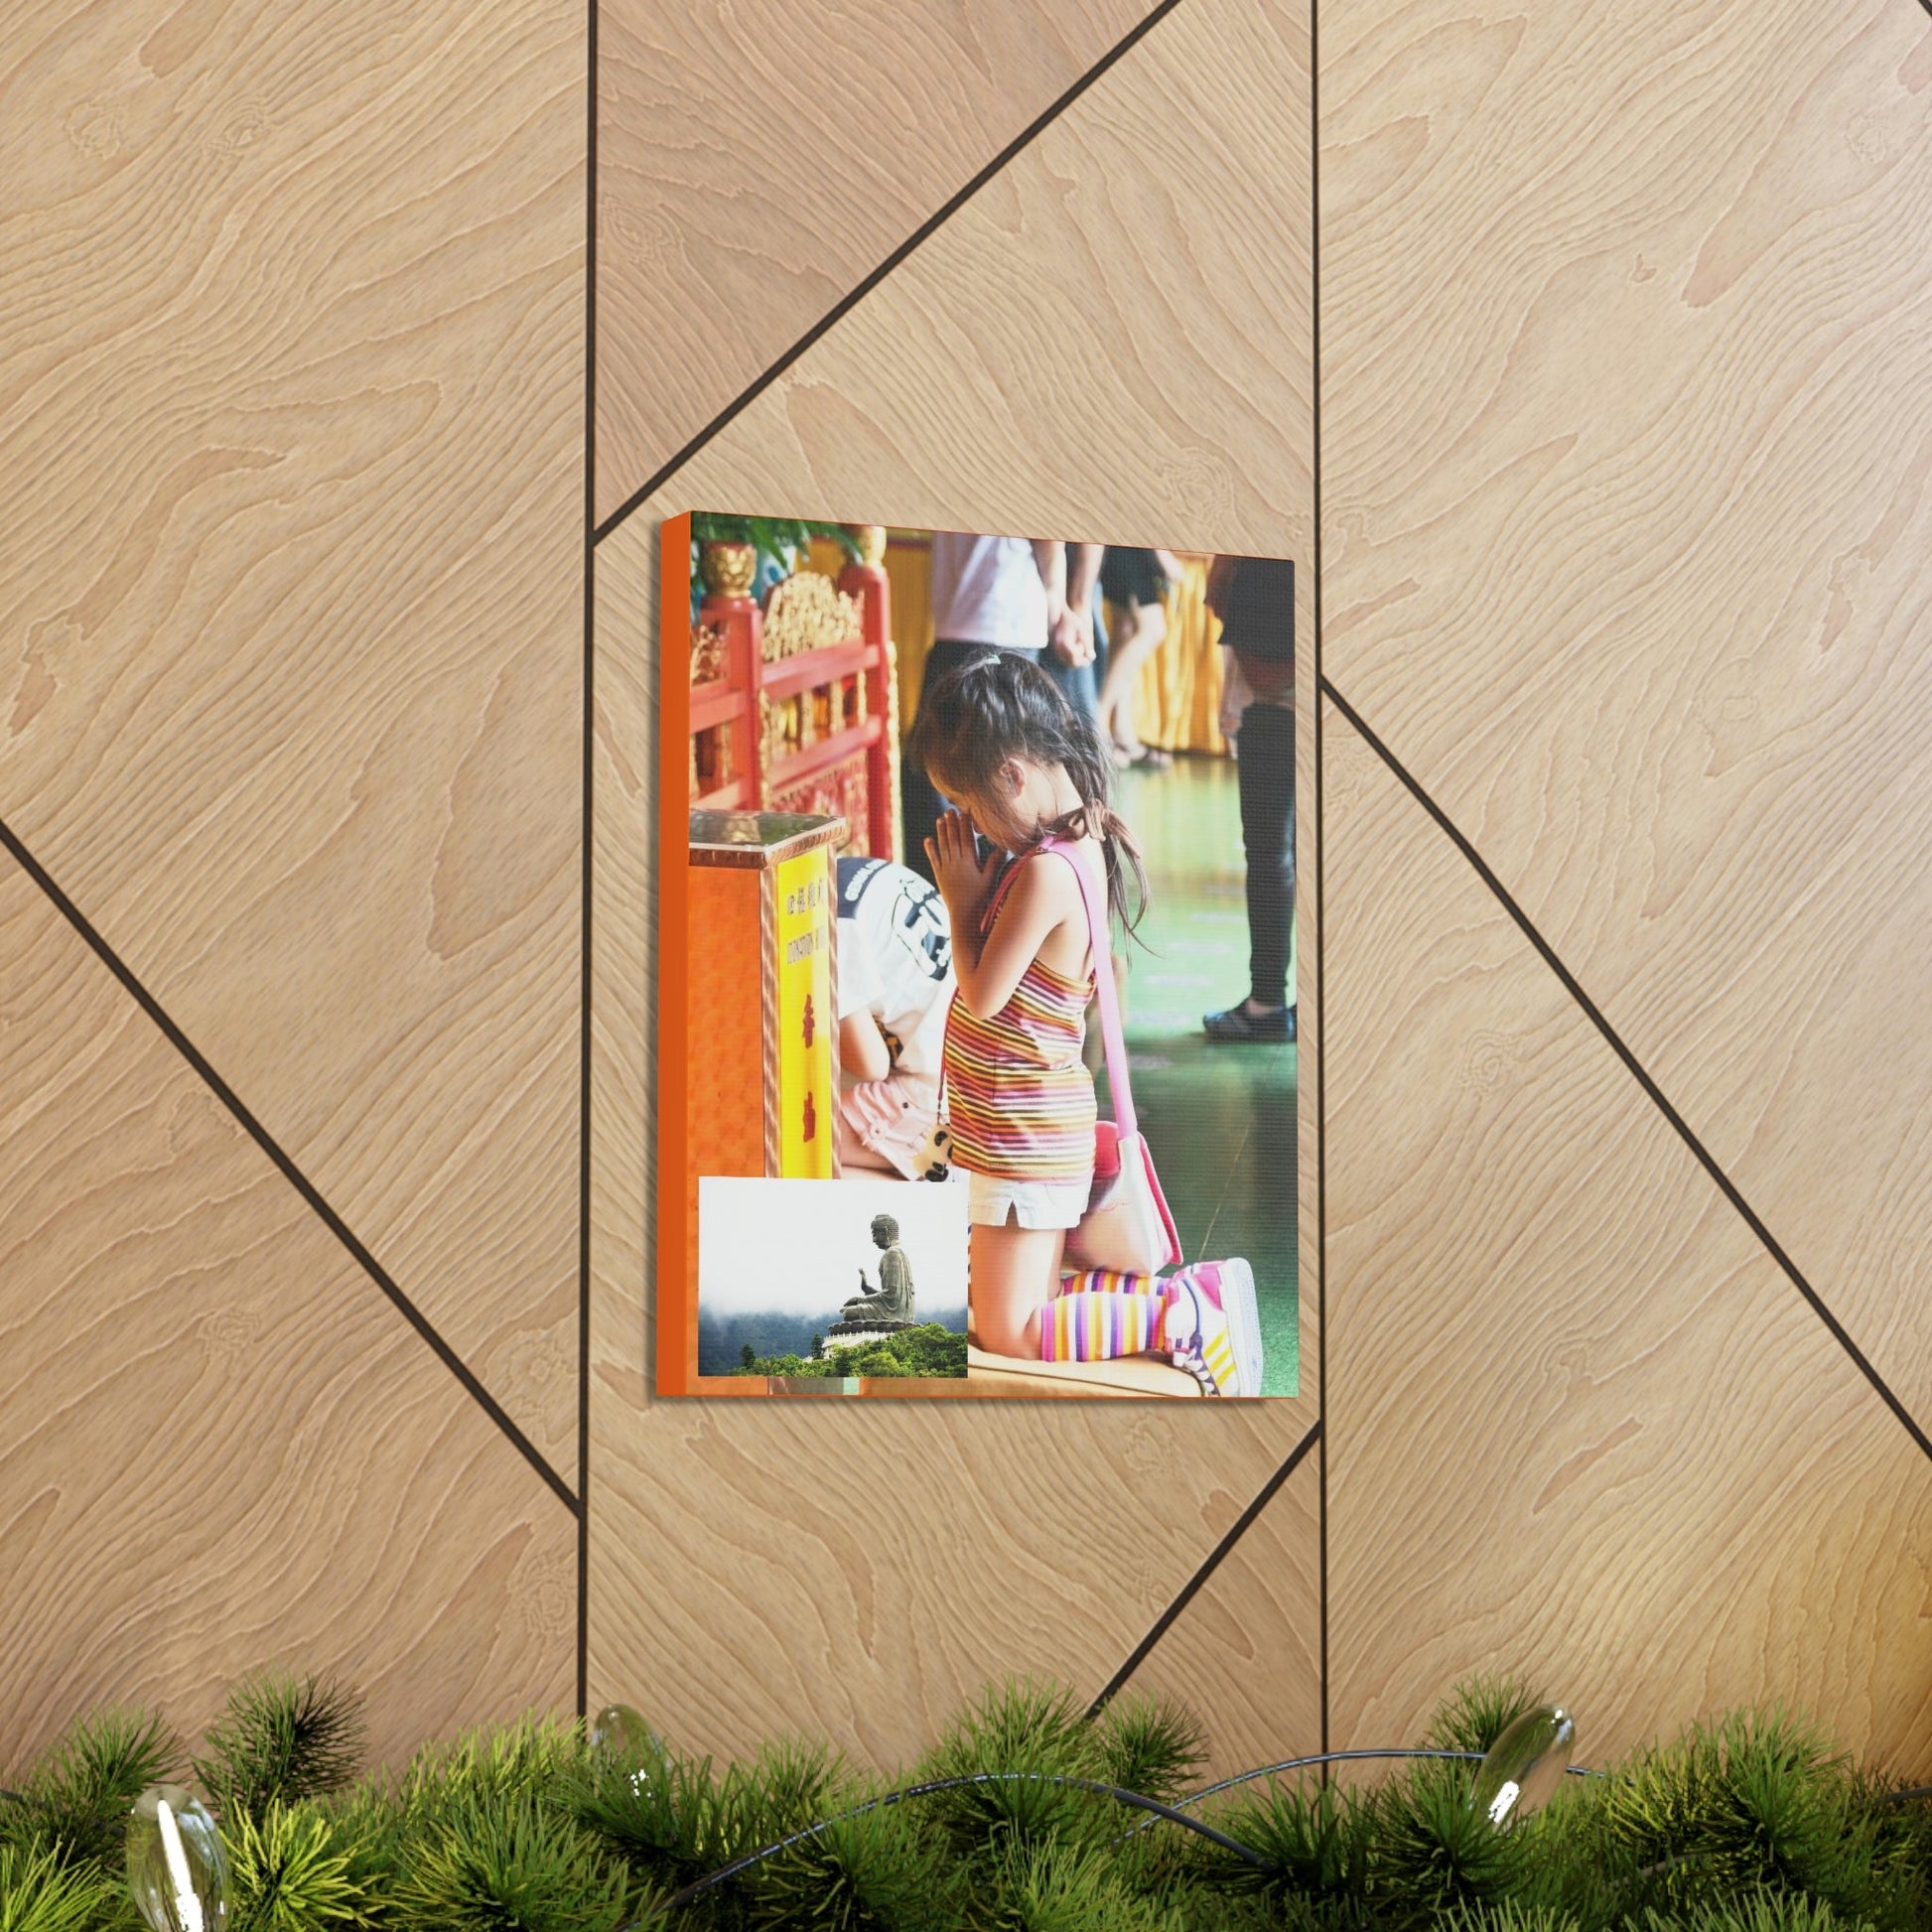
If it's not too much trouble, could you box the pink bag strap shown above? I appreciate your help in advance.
[1036,837,1137,1141]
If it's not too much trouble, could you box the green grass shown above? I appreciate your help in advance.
[3,1674,1926,1932]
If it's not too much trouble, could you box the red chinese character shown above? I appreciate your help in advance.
[802,992,815,1048]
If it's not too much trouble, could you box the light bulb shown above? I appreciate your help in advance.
[590,1702,657,1761]
[127,1785,227,1932]
[1469,1706,1575,1827]
[590,1703,670,1807]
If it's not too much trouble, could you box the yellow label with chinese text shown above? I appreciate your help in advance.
[774,850,835,1177]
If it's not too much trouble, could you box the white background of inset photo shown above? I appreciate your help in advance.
[697,1175,969,1320]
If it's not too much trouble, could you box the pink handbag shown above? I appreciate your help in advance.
[1043,841,1182,1277]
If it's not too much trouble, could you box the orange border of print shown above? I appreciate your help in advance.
[655,517,692,1394]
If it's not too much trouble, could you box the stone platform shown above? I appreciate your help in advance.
[825,1319,915,1348]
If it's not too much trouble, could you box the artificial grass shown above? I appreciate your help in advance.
[1,1673,1926,1932]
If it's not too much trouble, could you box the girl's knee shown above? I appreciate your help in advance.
[969,1219,1060,1357]
[977,1303,1039,1358]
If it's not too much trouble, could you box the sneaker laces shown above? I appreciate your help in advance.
[1165,1284,1224,1396]
[1171,1345,1219,1394]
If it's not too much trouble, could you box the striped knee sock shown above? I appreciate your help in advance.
[1040,1292,1167,1361]
[1056,1269,1185,1337]
[1053,1267,1237,1367]
[1055,1268,1163,1298]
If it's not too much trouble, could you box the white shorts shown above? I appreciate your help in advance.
[966,1171,1092,1231]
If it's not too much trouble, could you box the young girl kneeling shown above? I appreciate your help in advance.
[907,650,1261,1396]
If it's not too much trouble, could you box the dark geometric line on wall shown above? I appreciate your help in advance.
[0,814,583,1519]
[1085,1420,1322,1719]
[591,0,1187,544]
[1316,679,1932,1469]
[577,0,601,1718]
[1309,0,1329,1768]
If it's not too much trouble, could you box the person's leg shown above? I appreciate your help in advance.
[968,1218,1067,1357]
[1095,600,1169,761]
[1039,1287,1173,1361]
[1038,650,1098,726]
[970,1202,1178,1361]
[840,1073,944,1178]
[1094,601,1133,750]
[837,1105,900,1173]
[1240,702,1294,1010]
[1206,702,1294,1039]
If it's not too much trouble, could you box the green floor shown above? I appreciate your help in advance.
[1104,758,1299,1396]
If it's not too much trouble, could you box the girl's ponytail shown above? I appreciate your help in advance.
[1045,799,1148,944]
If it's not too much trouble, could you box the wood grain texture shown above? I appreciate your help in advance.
[592,478,1310,1769]
[594,0,1154,520]
[594,0,1320,1484]
[0,859,574,1775]
[1323,709,1932,1771]
[0,0,586,1474]
[1107,1440,1321,1780]
[608,0,1311,565]
[1319,0,1932,1441]
[589,0,1316,1767]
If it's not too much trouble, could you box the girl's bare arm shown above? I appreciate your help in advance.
[839,1010,893,1081]
[950,858,1077,1020]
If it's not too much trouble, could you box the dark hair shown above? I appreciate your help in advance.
[906,650,1149,937]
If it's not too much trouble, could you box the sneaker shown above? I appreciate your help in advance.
[1202,1002,1295,1042]
[1162,1259,1263,1396]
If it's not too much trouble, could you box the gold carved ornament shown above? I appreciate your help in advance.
[697,540,756,600]
[690,621,726,686]
[761,571,862,662]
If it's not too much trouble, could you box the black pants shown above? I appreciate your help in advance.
[1235,702,1295,1008]
[900,639,1039,885]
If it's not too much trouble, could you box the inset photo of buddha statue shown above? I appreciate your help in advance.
[696,1177,969,1386]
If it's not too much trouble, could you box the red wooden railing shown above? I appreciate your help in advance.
[690,556,897,862]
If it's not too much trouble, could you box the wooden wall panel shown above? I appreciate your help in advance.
[604,0,1312,564]
[592,509,1307,1774]
[594,0,1151,519]
[14,0,1923,1795]
[590,0,1317,1770]
[0,0,586,1473]
[1105,1441,1322,1780]
[0,860,575,1774]
[1322,711,1932,1769]
[1319,0,1932,1440]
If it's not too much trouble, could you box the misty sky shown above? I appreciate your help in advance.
[698,1175,970,1321]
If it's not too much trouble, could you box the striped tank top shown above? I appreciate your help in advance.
[942,844,1097,1182]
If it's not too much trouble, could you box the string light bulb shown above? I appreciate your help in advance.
[127,1785,227,1932]
[591,1703,671,1806]
[1470,1706,1576,1827]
